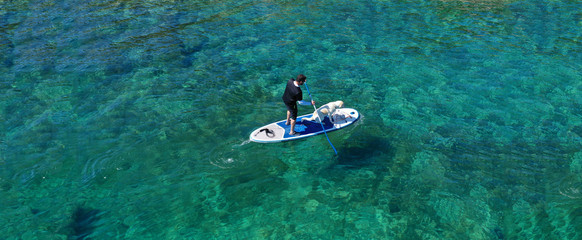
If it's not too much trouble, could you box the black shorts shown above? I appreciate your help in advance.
[285,101,298,120]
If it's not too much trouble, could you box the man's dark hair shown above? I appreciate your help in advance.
[297,74,307,83]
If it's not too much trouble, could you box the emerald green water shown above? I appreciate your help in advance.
[1,0,582,239]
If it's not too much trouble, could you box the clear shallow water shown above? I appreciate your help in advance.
[1,0,582,239]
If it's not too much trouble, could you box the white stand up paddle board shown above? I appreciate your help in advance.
[250,108,360,143]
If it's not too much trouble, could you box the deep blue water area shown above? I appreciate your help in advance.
[1,0,582,239]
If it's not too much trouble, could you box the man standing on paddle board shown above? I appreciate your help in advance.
[282,74,315,135]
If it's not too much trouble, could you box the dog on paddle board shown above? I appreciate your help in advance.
[302,101,344,124]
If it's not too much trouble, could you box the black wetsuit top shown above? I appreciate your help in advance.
[282,78,302,104]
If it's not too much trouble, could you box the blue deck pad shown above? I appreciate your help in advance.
[277,115,334,138]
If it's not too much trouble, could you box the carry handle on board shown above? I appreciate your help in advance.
[304,82,338,155]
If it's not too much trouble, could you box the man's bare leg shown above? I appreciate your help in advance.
[290,119,297,135]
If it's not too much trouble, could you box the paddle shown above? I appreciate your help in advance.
[304,82,338,155]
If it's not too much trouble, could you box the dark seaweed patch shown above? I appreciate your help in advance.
[69,207,101,240]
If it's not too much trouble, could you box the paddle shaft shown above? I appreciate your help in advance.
[304,83,338,155]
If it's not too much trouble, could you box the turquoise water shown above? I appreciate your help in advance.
[2,0,582,239]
